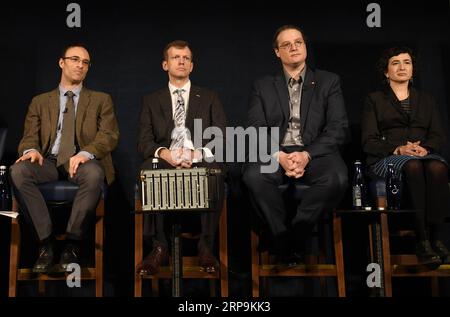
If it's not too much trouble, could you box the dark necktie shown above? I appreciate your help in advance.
[57,91,76,167]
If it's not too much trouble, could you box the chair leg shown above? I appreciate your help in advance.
[431,277,440,297]
[380,213,392,297]
[151,278,159,296]
[333,213,346,297]
[219,199,228,297]
[251,230,260,297]
[95,201,104,297]
[209,280,217,297]
[38,280,46,296]
[134,198,143,297]
[9,203,20,297]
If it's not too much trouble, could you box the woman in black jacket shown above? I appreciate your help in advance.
[361,46,450,265]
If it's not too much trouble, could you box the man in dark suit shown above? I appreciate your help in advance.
[136,40,226,274]
[242,25,349,262]
[10,44,120,273]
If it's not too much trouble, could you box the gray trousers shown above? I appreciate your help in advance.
[10,158,104,241]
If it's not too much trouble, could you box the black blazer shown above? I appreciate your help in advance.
[137,85,227,162]
[361,87,446,166]
[247,67,349,159]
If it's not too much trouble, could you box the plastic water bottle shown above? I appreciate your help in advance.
[152,158,159,170]
[0,165,12,211]
[352,160,367,209]
[386,163,401,210]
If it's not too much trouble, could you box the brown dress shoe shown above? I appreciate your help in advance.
[198,247,219,273]
[136,244,169,276]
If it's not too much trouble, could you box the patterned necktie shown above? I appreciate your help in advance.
[57,91,76,167]
[170,89,186,150]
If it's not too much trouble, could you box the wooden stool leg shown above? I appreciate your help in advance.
[219,200,228,297]
[333,213,346,297]
[38,280,45,296]
[209,280,216,297]
[151,278,159,296]
[134,203,143,297]
[9,207,20,297]
[95,204,104,297]
[380,213,392,297]
[251,230,260,297]
[431,277,440,297]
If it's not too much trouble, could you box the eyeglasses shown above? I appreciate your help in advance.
[169,55,192,62]
[278,40,304,50]
[62,56,91,67]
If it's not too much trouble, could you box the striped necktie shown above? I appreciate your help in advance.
[170,89,186,150]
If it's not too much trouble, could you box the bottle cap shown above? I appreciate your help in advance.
[152,158,159,163]
[0,165,6,170]
[364,206,372,211]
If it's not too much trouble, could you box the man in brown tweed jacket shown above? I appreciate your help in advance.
[10,44,119,273]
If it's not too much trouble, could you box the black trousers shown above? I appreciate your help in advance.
[242,152,348,240]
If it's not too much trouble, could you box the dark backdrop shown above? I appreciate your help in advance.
[0,0,449,297]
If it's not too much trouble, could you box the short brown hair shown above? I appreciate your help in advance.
[163,40,193,61]
[272,25,307,49]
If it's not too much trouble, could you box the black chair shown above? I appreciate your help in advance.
[9,180,106,297]
[250,183,346,297]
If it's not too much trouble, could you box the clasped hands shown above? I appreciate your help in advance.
[160,148,202,168]
[279,151,310,178]
[394,141,428,157]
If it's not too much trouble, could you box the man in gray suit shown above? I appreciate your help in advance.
[10,44,119,273]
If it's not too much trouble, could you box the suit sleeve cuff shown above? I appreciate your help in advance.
[78,151,95,160]
[197,147,213,159]
[272,151,280,162]
[155,147,168,158]
[23,149,39,156]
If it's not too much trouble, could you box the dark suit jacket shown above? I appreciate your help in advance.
[18,87,120,184]
[247,67,349,159]
[361,87,446,166]
[137,85,227,164]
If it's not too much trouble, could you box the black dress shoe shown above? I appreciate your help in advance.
[198,247,219,273]
[287,252,305,266]
[59,243,80,272]
[416,240,442,268]
[433,240,450,264]
[136,244,169,276]
[33,243,55,274]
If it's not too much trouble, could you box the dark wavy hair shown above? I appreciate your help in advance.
[377,46,417,84]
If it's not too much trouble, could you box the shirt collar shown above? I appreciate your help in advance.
[59,84,82,97]
[168,80,191,95]
[284,65,306,87]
